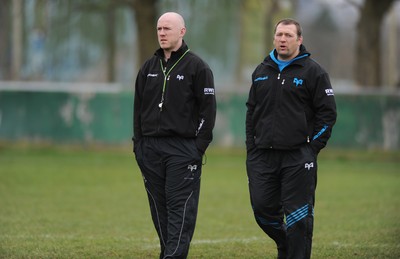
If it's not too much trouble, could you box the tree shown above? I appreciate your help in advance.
[0,0,11,79]
[353,0,397,87]
[125,0,158,67]
[11,0,23,80]
[77,0,158,80]
[236,0,281,83]
[69,0,158,82]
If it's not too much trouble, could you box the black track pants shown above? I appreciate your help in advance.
[134,137,202,259]
[246,144,317,259]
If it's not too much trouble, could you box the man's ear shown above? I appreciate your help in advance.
[180,27,186,37]
[298,36,303,45]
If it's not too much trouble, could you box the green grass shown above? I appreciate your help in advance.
[0,144,399,258]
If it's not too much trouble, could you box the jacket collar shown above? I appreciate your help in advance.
[265,44,310,68]
[155,41,189,62]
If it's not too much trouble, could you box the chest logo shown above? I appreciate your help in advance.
[293,78,303,87]
[176,74,184,81]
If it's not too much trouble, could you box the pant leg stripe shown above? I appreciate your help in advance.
[146,188,166,247]
[286,206,307,224]
[286,211,308,228]
[286,204,310,228]
[256,216,282,229]
[163,191,194,259]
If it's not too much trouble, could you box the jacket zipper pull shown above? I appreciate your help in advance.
[277,73,280,80]
[159,95,164,111]
[282,79,285,85]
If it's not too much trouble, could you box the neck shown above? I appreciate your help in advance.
[163,40,183,60]
[278,52,299,62]
[163,51,172,61]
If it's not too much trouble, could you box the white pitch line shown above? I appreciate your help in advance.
[3,235,398,250]
[331,241,400,249]
[143,236,264,249]
[0,234,262,245]
[193,236,263,245]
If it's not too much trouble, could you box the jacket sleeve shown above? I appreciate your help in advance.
[245,78,257,151]
[133,69,145,145]
[194,67,216,154]
[310,72,337,153]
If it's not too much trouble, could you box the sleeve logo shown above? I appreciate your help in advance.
[254,76,268,82]
[204,88,215,95]
[325,89,334,96]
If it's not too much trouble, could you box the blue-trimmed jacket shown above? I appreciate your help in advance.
[246,45,337,153]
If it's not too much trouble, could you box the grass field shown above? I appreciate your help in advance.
[0,144,399,258]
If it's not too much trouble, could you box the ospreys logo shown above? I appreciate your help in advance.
[188,164,197,172]
[293,78,303,87]
[305,162,314,170]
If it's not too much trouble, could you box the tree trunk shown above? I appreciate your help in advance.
[131,0,158,66]
[264,0,280,53]
[355,0,394,87]
[11,0,23,80]
[235,0,245,83]
[0,0,11,79]
[105,8,116,82]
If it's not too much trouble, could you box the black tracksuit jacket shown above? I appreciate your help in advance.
[246,45,337,153]
[134,42,216,154]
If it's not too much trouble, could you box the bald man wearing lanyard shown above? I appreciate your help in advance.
[133,12,216,259]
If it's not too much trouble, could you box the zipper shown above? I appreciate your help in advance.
[277,73,285,84]
[271,69,286,146]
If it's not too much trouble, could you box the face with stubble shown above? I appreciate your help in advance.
[157,12,186,54]
[273,23,303,61]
